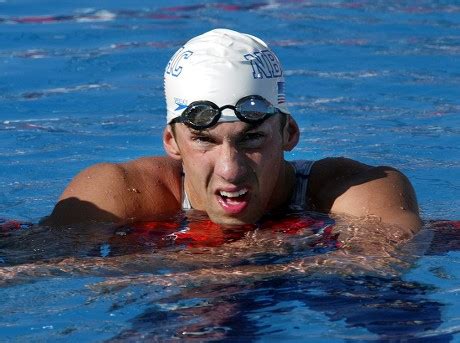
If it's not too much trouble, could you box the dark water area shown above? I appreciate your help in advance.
[1,214,459,341]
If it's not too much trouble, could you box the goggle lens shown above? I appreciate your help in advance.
[184,103,219,127]
[236,96,276,121]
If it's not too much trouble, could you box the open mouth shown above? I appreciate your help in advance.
[217,188,249,214]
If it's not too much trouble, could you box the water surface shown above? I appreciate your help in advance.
[0,0,459,341]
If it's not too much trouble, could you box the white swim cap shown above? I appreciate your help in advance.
[164,28,289,124]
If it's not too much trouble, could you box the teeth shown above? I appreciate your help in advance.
[220,189,247,198]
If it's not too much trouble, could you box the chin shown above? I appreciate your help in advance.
[208,211,262,228]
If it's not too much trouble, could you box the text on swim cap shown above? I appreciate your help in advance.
[244,50,282,79]
[165,47,194,77]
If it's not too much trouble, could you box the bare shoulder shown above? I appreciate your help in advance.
[44,156,182,226]
[309,157,421,235]
[118,156,182,192]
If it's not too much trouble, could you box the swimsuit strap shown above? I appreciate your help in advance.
[288,160,315,210]
[181,171,193,210]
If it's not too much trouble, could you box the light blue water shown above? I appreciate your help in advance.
[0,1,459,341]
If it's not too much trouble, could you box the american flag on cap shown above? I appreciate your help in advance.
[277,81,285,104]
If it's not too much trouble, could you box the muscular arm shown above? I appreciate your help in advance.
[309,158,421,238]
[42,157,182,226]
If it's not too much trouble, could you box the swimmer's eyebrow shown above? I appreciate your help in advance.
[188,128,212,136]
[244,122,264,132]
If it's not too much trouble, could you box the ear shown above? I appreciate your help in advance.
[282,115,300,151]
[163,125,183,160]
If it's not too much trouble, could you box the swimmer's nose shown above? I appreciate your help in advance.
[214,142,247,183]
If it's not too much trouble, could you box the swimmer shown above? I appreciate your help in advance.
[42,29,421,238]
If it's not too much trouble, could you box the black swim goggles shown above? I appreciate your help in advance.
[170,95,281,130]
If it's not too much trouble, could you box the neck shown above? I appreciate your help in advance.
[267,160,296,211]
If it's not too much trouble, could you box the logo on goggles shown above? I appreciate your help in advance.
[244,50,282,79]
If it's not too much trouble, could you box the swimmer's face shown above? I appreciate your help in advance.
[164,114,299,226]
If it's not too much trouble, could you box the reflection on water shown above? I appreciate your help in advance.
[109,275,451,342]
[1,213,459,341]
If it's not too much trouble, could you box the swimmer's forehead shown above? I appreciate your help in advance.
[178,114,277,136]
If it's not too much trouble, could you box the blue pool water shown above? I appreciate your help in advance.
[1,0,459,341]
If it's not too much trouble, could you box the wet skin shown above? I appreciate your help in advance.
[163,115,299,226]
